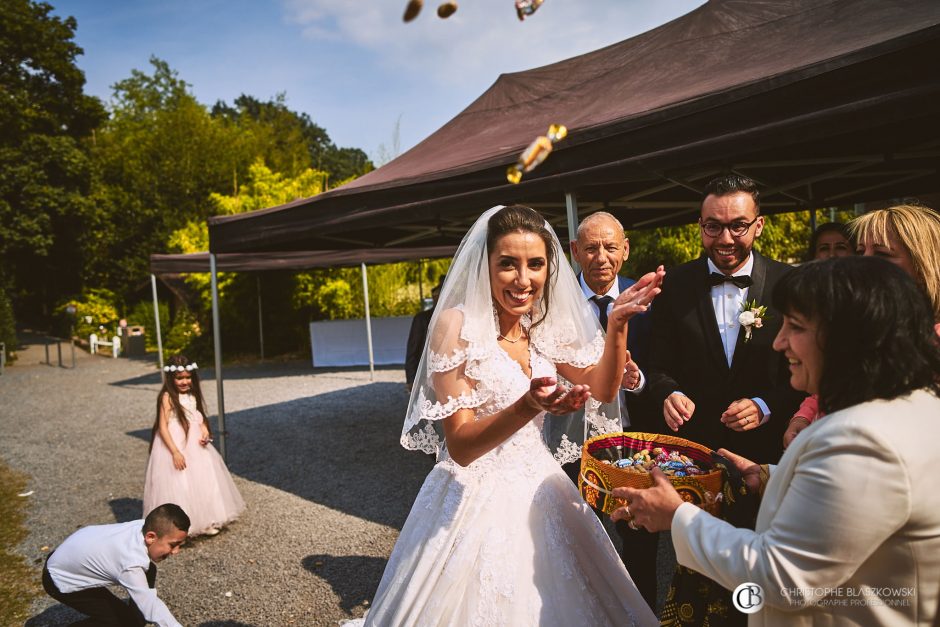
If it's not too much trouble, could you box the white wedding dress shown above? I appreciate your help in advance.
[356,340,658,626]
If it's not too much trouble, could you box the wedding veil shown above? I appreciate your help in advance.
[401,205,622,463]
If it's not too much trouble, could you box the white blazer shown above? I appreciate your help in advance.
[671,388,940,626]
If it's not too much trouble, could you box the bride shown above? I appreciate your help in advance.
[360,205,662,626]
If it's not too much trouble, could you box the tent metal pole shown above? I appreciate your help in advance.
[210,253,227,460]
[565,191,580,273]
[257,275,264,361]
[361,262,375,381]
[151,274,165,377]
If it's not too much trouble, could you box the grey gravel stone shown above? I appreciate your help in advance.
[1,334,433,626]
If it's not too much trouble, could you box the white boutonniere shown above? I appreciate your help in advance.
[738,300,768,342]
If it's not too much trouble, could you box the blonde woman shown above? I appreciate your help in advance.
[851,203,940,322]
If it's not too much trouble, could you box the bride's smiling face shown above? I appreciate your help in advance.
[489,230,548,318]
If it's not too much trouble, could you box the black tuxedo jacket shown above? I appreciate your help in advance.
[647,252,802,463]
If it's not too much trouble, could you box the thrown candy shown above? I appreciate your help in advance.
[515,0,545,20]
[437,1,457,18]
[506,124,567,184]
[403,0,423,22]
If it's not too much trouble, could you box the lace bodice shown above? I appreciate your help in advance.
[173,394,203,424]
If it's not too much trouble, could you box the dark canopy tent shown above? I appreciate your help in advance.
[148,246,456,458]
[209,0,940,254]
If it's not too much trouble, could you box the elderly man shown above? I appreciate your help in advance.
[569,210,658,607]
[570,211,653,415]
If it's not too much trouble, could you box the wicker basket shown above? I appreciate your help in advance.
[579,432,726,516]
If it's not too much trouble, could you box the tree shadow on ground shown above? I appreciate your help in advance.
[125,381,433,530]
[108,497,143,523]
[302,554,386,614]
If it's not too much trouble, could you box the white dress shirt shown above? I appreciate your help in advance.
[578,273,646,394]
[705,254,770,421]
[46,520,182,627]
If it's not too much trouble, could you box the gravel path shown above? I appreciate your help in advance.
[1,333,433,626]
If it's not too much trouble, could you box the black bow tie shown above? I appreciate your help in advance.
[707,272,753,289]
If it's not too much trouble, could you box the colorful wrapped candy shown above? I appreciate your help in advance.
[515,0,545,20]
[506,124,567,184]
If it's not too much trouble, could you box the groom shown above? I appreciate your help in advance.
[647,174,801,464]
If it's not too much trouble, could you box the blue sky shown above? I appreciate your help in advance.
[57,0,706,162]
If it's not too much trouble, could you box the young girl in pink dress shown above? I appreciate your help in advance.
[143,354,245,537]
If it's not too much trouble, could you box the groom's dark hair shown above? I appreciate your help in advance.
[773,256,940,414]
[703,174,761,213]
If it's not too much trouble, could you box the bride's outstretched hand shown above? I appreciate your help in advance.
[609,265,665,327]
[523,377,590,414]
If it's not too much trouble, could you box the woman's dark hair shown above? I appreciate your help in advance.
[806,222,853,261]
[486,205,557,330]
[150,354,209,450]
[773,256,940,414]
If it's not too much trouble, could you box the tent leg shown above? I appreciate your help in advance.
[565,191,580,273]
[210,254,227,460]
[151,274,165,377]
[362,262,375,382]
[418,259,424,302]
[257,275,264,361]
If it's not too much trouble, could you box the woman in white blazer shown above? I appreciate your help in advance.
[614,256,940,626]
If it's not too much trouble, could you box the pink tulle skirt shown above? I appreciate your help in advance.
[143,414,245,536]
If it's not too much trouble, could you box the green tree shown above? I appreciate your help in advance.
[86,58,244,300]
[0,0,106,323]
[211,94,373,185]
[164,161,329,357]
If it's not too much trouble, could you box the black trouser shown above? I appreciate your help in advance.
[42,556,156,627]
[616,520,659,610]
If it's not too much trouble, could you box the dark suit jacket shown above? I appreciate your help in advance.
[647,252,802,463]
[405,307,434,386]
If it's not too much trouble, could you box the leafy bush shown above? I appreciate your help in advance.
[55,289,120,341]
[164,308,203,356]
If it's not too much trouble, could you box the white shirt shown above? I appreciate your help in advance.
[578,274,646,394]
[705,254,770,422]
[706,255,753,367]
[46,520,182,627]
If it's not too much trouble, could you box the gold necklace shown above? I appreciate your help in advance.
[498,327,525,343]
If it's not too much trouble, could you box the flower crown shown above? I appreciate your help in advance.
[164,363,198,373]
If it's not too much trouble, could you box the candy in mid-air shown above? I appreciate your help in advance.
[515,0,545,21]
[403,0,423,22]
[506,124,567,184]
[437,1,458,18]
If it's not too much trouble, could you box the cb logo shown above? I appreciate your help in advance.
[732,582,765,614]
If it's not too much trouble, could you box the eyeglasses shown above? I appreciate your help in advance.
[699,217,760,238]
